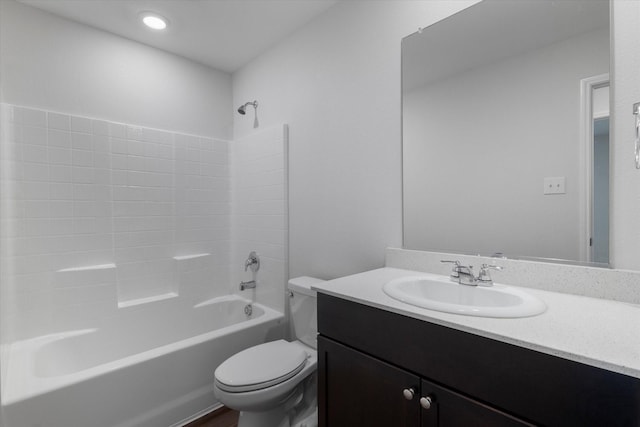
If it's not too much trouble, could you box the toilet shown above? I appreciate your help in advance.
[214,276,324,427]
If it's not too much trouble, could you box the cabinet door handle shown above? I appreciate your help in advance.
[420,396,433,410]
[402,388,415,400]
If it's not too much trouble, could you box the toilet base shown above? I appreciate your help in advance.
[292,407,318,427]
[290,372,317,427]
[237,404,318,427]
[237,374,317,427]
[238,405,290,427]
[237,381,301,427]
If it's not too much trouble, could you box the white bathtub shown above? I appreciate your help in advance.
[2,295,284,427]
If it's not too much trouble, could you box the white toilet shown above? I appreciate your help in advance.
[214,277,324,427]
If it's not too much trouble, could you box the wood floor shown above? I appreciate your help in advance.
[184,407,239,427]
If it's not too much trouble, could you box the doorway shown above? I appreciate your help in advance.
[580,75,609,264]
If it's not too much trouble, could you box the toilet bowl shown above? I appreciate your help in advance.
[214,277,323,427]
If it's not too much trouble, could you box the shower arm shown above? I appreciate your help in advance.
[239,101,258,113]
[237,100,259,128]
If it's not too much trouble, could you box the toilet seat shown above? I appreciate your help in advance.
[215,340,308,393]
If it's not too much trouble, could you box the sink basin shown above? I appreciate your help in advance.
[383,275,546,318]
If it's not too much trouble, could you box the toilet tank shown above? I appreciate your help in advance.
[288,276,325,350]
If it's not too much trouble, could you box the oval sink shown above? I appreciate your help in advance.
[383,275,546,318]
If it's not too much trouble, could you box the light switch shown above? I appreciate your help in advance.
[544,177,566,195]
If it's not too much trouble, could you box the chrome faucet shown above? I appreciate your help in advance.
[477,264,503,286]
[441,260,503,287]
[244,251,260,273]
[239,280,256,291]
[240,251,260,291]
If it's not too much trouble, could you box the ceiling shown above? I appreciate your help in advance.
[402,0,609,92]
[18,0,339,73]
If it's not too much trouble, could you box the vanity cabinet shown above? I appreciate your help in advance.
[319,336,531,426]
[317,294,640,427]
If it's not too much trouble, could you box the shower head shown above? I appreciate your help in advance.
[238,101,257,115]
[237,101,259,128]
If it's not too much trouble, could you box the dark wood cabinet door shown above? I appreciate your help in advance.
[318,336,420,427]
[420,378,534,427]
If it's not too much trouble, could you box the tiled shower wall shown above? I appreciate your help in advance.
[233,125,289,314]
[0,104,232,340]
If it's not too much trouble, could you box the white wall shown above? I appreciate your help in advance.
[403,28,609,261]
[610,0,640,270]
[0,0,232,139]
[233,0,479,279]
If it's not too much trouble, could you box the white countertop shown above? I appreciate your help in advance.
[312,267,640,379]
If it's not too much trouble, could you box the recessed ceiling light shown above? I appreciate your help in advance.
[141,13,168,30]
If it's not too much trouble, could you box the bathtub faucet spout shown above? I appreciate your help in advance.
[240,280,256,291]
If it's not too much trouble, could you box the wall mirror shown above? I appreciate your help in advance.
[402,0,610,266]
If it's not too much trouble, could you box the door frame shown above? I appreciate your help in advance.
[578,73,609,263]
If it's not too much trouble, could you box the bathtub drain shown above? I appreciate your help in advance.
[244,304,253,317]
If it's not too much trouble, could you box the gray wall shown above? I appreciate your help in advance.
[233,1,479,279]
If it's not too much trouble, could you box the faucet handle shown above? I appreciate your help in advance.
[244,251,260,272]
[477,264,503,285]
[440,260,461,278]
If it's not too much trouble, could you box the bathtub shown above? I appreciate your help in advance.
[2,295,284,427]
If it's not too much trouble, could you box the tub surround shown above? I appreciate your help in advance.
[312,248,640,379]
[0,103,290,425]
[0,104,233,342]
[1,104,289,338]
[232,125,289,315]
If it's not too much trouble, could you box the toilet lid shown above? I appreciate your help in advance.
[215,340,308,392]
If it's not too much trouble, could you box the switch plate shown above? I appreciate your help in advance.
[544,177,566,195]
